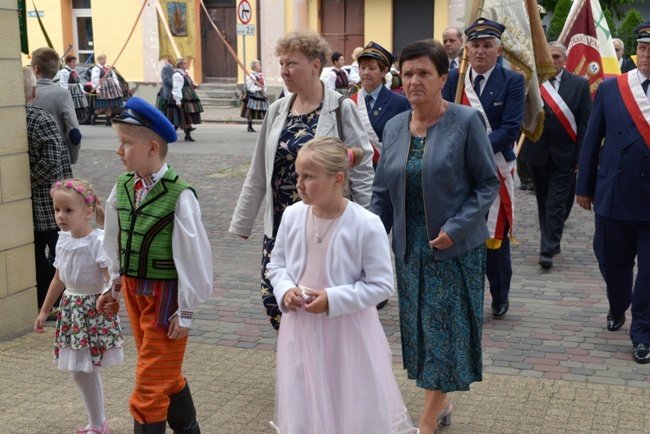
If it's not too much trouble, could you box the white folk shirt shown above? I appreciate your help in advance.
[103,163,213,328]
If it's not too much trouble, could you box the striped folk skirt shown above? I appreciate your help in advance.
[161,86,203,127]
[240,90,268,120]
[91,79,124,109]
[68,83,89,122]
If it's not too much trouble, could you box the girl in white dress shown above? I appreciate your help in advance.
[267,137,418,434]
[35,178,123,434]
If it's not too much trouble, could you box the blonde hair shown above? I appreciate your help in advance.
[23,66,36,101]
[176,57,187,68]
[275,30,331,73]
[97,54,107,62]
[112,122,169,159]
[250,59,261,69]
[298,137,364,195]
[50,178,105,228]
[352,46,364,61]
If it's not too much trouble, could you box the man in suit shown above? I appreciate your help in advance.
[521,42,592,269]
[443,27,463,70]
[614,38,637,73]
[351,41,410,310]
[576,21,650,364]
[31,47,82,164]
[442,18,526,319]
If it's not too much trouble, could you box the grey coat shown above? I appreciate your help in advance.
[371,104,500,261]
[160,63,175,101]
[33,79,81,164]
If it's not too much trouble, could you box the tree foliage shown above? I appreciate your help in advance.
[603,7,616,37]
[547,0,572,41]
[619,8,645,58]
[540,0,645,21]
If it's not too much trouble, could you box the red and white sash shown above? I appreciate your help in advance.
[463,73,515,249]
[617,70,650,150]
[355,88,382,163]
[540,81,577,143]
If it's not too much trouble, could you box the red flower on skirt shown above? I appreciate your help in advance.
[72,325,80,333]
[87,309,96,318]
[79,338,88,346]
[91,347,99,356]
[75,298,83,306]
[90,327,97,334]
[102,328,109,335]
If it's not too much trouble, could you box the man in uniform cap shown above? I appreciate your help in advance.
[351,42,411,310]
[576,20,650,364]
[99,97,213,430]
[442,17,526,319]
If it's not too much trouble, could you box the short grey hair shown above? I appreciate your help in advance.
[23,66,36,102]
[613,38,624,49]
[250,59,260,69]
[548,41,567,58]
[443,27,463,39]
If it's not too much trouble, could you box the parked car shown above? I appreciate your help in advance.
[54,63,131,122]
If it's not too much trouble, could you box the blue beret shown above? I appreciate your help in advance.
[358,41,394,68]
[465,17,505,41]
[113,97,177,144]
[635,20,650,43]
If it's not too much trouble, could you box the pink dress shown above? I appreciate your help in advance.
[271,207,417,434]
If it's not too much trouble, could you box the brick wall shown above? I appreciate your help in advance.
[0,0,37,340]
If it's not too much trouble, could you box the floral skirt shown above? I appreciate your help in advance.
[54,292,124,372]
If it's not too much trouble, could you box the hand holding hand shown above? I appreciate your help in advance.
[429,230,455,250]
[283,288,305,312]
[167,316,190,340]
[304,289,328,314]
[97,292,117,317]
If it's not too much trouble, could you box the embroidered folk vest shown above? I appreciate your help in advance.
[116,166,195,280]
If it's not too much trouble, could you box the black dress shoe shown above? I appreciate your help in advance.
[376,299,388,310]
[606,310,625,331]
[518,181,532,191]
[553,246,561,255]
[491,301,509,319]
[633,343,650,364]
[539,254,553,269]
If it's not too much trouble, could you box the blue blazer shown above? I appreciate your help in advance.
[353,85,411,142]
[371,105,500,261]
[576,75,650,221]
[442,64,526,162]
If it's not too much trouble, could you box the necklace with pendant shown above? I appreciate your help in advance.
[311,203,343,243]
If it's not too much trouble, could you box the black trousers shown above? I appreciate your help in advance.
[34,229,60,309]
[528,160,575,256]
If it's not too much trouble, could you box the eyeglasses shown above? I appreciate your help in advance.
[615,48,622,52]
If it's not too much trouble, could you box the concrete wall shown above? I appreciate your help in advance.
[0,0,38,340]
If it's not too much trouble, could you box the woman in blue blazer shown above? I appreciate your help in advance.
[371,39,499,434]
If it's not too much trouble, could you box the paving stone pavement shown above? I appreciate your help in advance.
[71,146,650,387]
[4,128,650,433]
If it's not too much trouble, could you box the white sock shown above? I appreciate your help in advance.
[71,370,106,429]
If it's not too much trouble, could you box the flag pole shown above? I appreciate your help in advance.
[454,0,484,103]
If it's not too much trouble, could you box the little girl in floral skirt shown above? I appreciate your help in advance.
[35,178,123,434]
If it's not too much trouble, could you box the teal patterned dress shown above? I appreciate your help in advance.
[394,136,486,392]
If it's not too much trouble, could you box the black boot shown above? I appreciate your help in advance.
[105,117,112,127]
[167,382,201,434]
[184,129,195,142]
[90,114,97,125]
[247,121,255,132]
[134,419,167,434]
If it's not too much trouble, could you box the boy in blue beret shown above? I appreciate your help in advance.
[97,97,213,433]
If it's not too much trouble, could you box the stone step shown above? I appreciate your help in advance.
[196,89,239,99]
[200,97,240,108]
[203,77,237,84]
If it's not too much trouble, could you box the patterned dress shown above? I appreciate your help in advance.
[394,136,485,392]
[53,229,124,373]
[90,66,124,109]
[161,70,204,127]
[240,71,269,120]
[261,104,322,330]
[60,66,89,122]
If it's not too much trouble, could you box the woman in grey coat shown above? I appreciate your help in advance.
[371,39,499,434]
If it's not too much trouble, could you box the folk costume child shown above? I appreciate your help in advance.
[35,178,123,434]
[97,97,213,434]
[267,137,418,434]
[59,54,90,123]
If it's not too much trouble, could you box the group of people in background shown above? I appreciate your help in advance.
[23,12,650,434]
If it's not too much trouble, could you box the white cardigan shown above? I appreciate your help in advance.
[267,201,394,318]
[229,85,373,238]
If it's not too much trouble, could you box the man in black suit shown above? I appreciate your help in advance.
[521,41,592,269]
[614,38,637,73]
